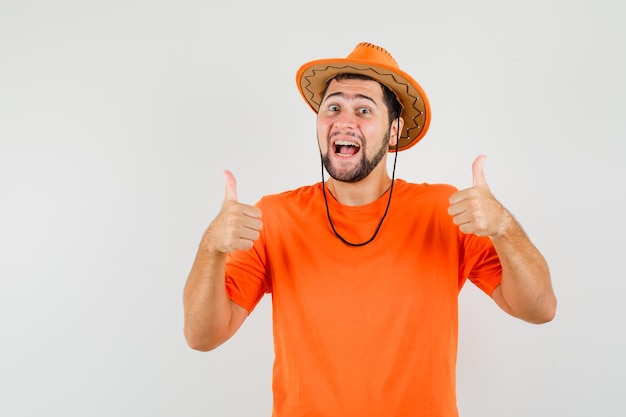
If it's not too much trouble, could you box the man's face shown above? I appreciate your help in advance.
[317,78,397,183]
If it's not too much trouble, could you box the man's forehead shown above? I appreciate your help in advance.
[327,77,383,90]
[324,78,384,101]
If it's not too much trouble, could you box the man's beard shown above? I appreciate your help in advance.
[321,131,390,183]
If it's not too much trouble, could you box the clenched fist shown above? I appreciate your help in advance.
[447,155,510,237]
[203,170,263,252]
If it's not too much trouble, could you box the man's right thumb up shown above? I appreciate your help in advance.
[223,170,238,202]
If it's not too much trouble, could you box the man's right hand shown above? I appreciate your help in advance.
[203,170,263,253]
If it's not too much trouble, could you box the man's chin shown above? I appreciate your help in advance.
[323,156,370,183]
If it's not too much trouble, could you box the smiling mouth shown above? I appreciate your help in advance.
[334,140,361,157]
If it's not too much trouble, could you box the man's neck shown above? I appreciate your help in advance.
[326,173,392,207]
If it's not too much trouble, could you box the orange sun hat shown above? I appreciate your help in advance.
[296,42,432,152]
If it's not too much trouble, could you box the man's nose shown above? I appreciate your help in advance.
[333,111,358,129]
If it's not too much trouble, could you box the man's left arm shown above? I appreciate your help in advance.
[448,155,557,324]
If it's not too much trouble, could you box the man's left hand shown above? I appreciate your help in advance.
[447,155,510,237]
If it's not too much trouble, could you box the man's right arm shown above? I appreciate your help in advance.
[183,170,263,351]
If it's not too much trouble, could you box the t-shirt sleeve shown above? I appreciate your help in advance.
[224,200,272,314]
[460,232,502,296]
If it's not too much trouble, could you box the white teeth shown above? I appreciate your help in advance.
[335,140,360,147]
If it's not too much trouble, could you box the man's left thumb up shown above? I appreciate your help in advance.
[472,154,488,188]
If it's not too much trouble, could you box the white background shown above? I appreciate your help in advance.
[1,0,624,416]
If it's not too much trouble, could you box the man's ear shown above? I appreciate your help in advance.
[389,117,405,147]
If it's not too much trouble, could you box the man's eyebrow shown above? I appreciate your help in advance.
[323,91,377,105]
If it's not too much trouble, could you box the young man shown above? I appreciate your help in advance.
[183,42,557,416]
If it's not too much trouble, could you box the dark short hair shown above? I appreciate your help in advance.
[320,73,403,124]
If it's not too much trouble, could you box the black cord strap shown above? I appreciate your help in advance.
[321,117,401,247]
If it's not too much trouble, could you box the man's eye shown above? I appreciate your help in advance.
[328,104,340,112]
[358,107,371,114]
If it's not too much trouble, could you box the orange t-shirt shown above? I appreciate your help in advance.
[225,179,502,417]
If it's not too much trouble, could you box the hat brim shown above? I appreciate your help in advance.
[296,58,431,152]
